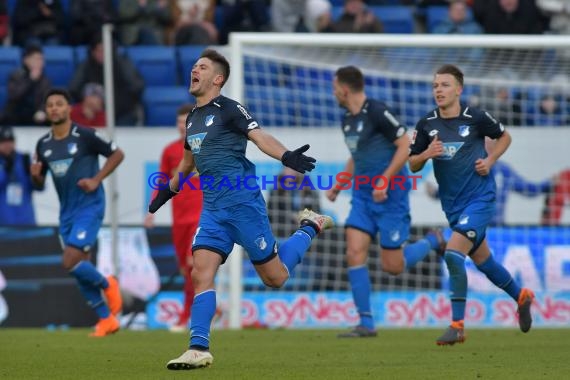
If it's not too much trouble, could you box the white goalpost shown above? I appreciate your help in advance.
[219,33,570,330]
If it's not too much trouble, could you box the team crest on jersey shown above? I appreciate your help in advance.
[356,121,363,132]
[77,230,87,240]
[255,236,267,250]
[48,158,73,177]
[390,230,400,242]
[458,125,470,137]
[437,142,464,160]
[187,132,207,154]
[68,143,78,155]
[205,115,215,127]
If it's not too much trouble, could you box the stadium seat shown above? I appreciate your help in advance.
[0,46,21,85]
[43,46,75,86]
[370,6,414,34]
[7,0,16,16]
[74,46,88,64]
[177,45,208,86]
[126,46,178,86]
[143,86,194,126]
[0,86,6,110]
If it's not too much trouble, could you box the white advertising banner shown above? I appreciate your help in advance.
[13,127,570,226]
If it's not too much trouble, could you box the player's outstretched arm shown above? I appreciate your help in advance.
[248,129,316,173]
[149,149,195,214]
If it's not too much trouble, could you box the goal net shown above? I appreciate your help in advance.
[216,34,570,329]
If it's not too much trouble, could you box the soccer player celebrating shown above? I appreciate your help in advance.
[149,49,333,370]
[327,66,445,338]
[408,64,534,345]
[31,89,125,337]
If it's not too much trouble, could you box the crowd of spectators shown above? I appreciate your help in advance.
[0,0,568,128]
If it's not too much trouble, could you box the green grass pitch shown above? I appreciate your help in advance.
[1,328,568,379]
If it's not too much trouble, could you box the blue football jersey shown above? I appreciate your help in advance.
[184,95,261,210]
[410,105,505,215]
[340,99,410,208]
[35,125,117,224]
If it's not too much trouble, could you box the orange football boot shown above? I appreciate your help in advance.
[103,276,123,316]
[89,315,120,337]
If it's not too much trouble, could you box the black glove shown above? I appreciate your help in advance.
[281,144,316,174]
[148,184,178,214]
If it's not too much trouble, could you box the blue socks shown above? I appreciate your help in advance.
[476,255,521,301]
[444,250,467,321]
[277,226,315,275]
[190,290,217,350]
[69,261,110,318]
[403,239,431,270]
[348,266,374,330]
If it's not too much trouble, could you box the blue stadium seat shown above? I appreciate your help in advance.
[0,47,21,85]
[0,86,7,110]
[7,0,16,16]
[177,45,208,86]
[43,46,75,86]
[126,46,178,86]
[143,86,194,126]
[74,46,88,65]
[370,6,414,34]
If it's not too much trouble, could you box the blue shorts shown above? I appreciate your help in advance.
[59,213,102,252]
[446,200,495,251]
[193,198,277,264]
[345,197,410,249]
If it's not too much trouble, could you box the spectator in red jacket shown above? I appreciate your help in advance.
[71,83,107,128]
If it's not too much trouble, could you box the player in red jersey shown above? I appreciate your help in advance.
[145,103,203,332]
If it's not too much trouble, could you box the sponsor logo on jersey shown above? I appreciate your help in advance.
[68,143,78,155]
[437,142,464,160]
[77,230,87,240]
[345,135,359,153]
[48,158,73,177]
[343,124,350,132]
[356,121,363,132]
[205,115,215,127]
[429,129,438,137]
[237,104,252,120]
[466,230,476,239]
[44,149,52,157]
[187,133,207,154]
[458,125,470,137]
[187,122,192,129]
[459,214,469,225]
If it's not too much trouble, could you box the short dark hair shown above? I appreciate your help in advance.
[177,103,195,116]
[45,88,72,104]
[23,44,43,58]
[435,64,464,87]
[335,66,365,92]
[200,49,230,88]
